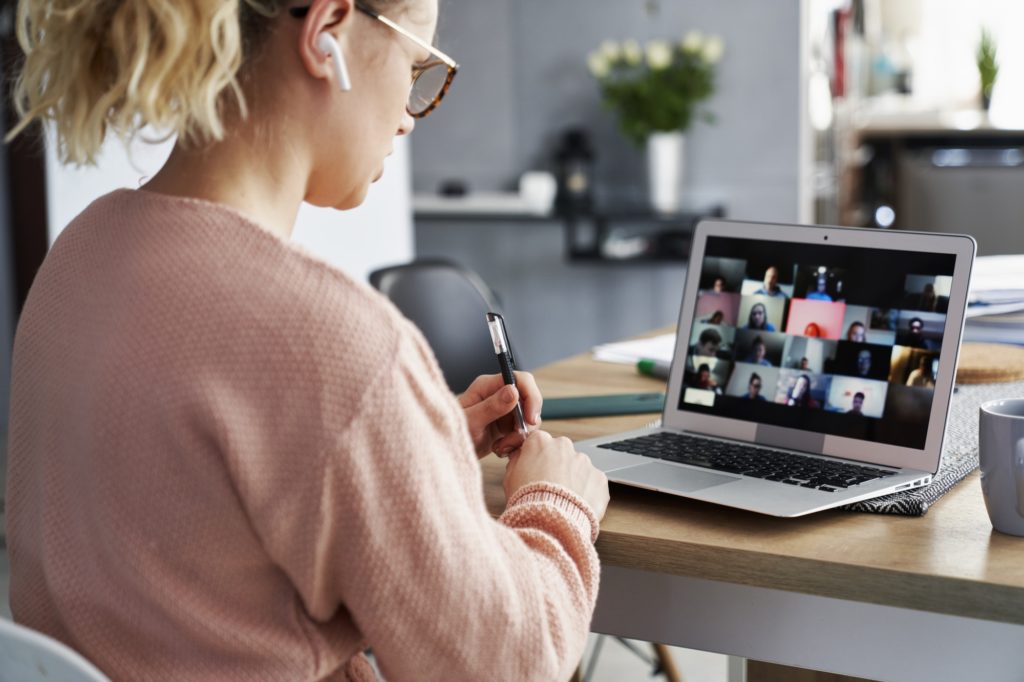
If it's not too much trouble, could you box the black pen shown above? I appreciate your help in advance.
[485,312,529,444]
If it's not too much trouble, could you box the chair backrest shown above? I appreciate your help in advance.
[369,259,512,394]
[0,618,109,682]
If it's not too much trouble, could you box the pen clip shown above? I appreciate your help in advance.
[486,312,512,360]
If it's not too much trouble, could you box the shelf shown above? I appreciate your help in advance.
[563,205,725,263]
[413,192,726,263]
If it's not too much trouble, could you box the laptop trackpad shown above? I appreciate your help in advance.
[614,461,739,493]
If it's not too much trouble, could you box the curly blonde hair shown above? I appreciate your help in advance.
[6,0,287,165]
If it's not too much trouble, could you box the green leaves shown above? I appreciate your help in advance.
[589,37,720,146]
[977,28,999,98]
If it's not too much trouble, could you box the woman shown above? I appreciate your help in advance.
[743,336,772,366]
[746,301,776,331]
[785,374,819,408]
[5,1,609,680]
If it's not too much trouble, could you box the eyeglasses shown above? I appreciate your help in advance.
[290,2,458,118]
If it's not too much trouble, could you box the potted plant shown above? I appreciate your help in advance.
[588,32,723,213]
[976,28,998,111]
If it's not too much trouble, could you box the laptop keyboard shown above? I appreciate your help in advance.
[598,432,898,492]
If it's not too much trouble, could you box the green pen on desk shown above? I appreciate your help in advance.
[637,358,671,380]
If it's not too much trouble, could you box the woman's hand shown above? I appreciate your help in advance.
[458,372,543,458]
[504,431,610,521]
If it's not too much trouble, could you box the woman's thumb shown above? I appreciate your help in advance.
[468,384,519,423]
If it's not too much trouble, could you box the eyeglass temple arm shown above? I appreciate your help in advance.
[288,3,458,69]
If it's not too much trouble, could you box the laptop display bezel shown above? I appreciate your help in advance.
[663,219,975,474]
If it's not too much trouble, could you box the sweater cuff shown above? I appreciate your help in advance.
[501,482,601,543]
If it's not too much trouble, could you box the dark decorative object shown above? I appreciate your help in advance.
[554,128,595,215]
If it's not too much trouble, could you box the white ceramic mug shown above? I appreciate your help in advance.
[978,399,1024,536]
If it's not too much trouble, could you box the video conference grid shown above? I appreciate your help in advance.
[678,236,956,450]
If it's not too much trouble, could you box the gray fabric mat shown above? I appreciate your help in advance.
[841,380,1024,516]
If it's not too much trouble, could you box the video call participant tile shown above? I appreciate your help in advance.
[734,329,786,367]
[738,294,786,332]
[902,274,952,313]
[773,370,831,410]
[786,299,847,339]
[740,263,794,299]
[793,264,848,302]
[699,257,747,293]
[843,305,897,346]
[889,347,940,388]
[895,311,945,350]
[694,290,741,326]
[825,377,889,418]
[780,336,838,375]
[830,341,892,381]
[726,363,781,402]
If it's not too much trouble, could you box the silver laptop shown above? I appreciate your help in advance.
[577,219,975,517]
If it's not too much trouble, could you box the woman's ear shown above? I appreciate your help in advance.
[297,0,356,90]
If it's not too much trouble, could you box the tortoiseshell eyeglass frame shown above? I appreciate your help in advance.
[289,2,459,118]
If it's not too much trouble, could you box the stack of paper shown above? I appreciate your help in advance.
[964,255,1024,344]
[593,333,676,364]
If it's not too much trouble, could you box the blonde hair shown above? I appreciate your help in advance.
[6,0,285,166]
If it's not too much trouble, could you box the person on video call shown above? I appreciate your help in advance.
[694,363,722,393]
[744,336,772,366]
[746,302,776,331]
[805,272,832,302]
[849,392,865,414]
[846,321,866,343]
[909,282,939,312]
[753,265,787,299]
[803,322,822,338]
[785,374,819,408]
[906,355,936,388]
[701,310,725,325]
[856,349,873,378]
[712,276,726,293]
[690,328,722,358]
[900,317,930,348]
[742,373,768,401]
[3,0,610,678]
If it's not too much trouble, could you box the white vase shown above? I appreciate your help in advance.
[646,131,685,214]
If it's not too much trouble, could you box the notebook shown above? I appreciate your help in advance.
[575,218,975,517]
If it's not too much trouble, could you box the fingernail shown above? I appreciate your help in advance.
[502,385,517,401]
[532,412,542,424]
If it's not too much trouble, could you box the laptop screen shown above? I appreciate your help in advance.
[678,236,956,450]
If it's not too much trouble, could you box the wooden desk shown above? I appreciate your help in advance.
[480,349,1024,681]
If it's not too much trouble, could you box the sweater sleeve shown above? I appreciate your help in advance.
[241,324,600,682]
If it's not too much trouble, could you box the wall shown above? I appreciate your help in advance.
[414,0,804,222]
[45,133,412,282]
[413,0,804,366]
[415,219,687,369]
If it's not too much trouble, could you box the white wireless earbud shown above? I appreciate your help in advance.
[316,32,352,92]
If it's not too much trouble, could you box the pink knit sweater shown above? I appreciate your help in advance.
[6,189,600,681]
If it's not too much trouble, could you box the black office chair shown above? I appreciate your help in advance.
[369,259,516,394]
